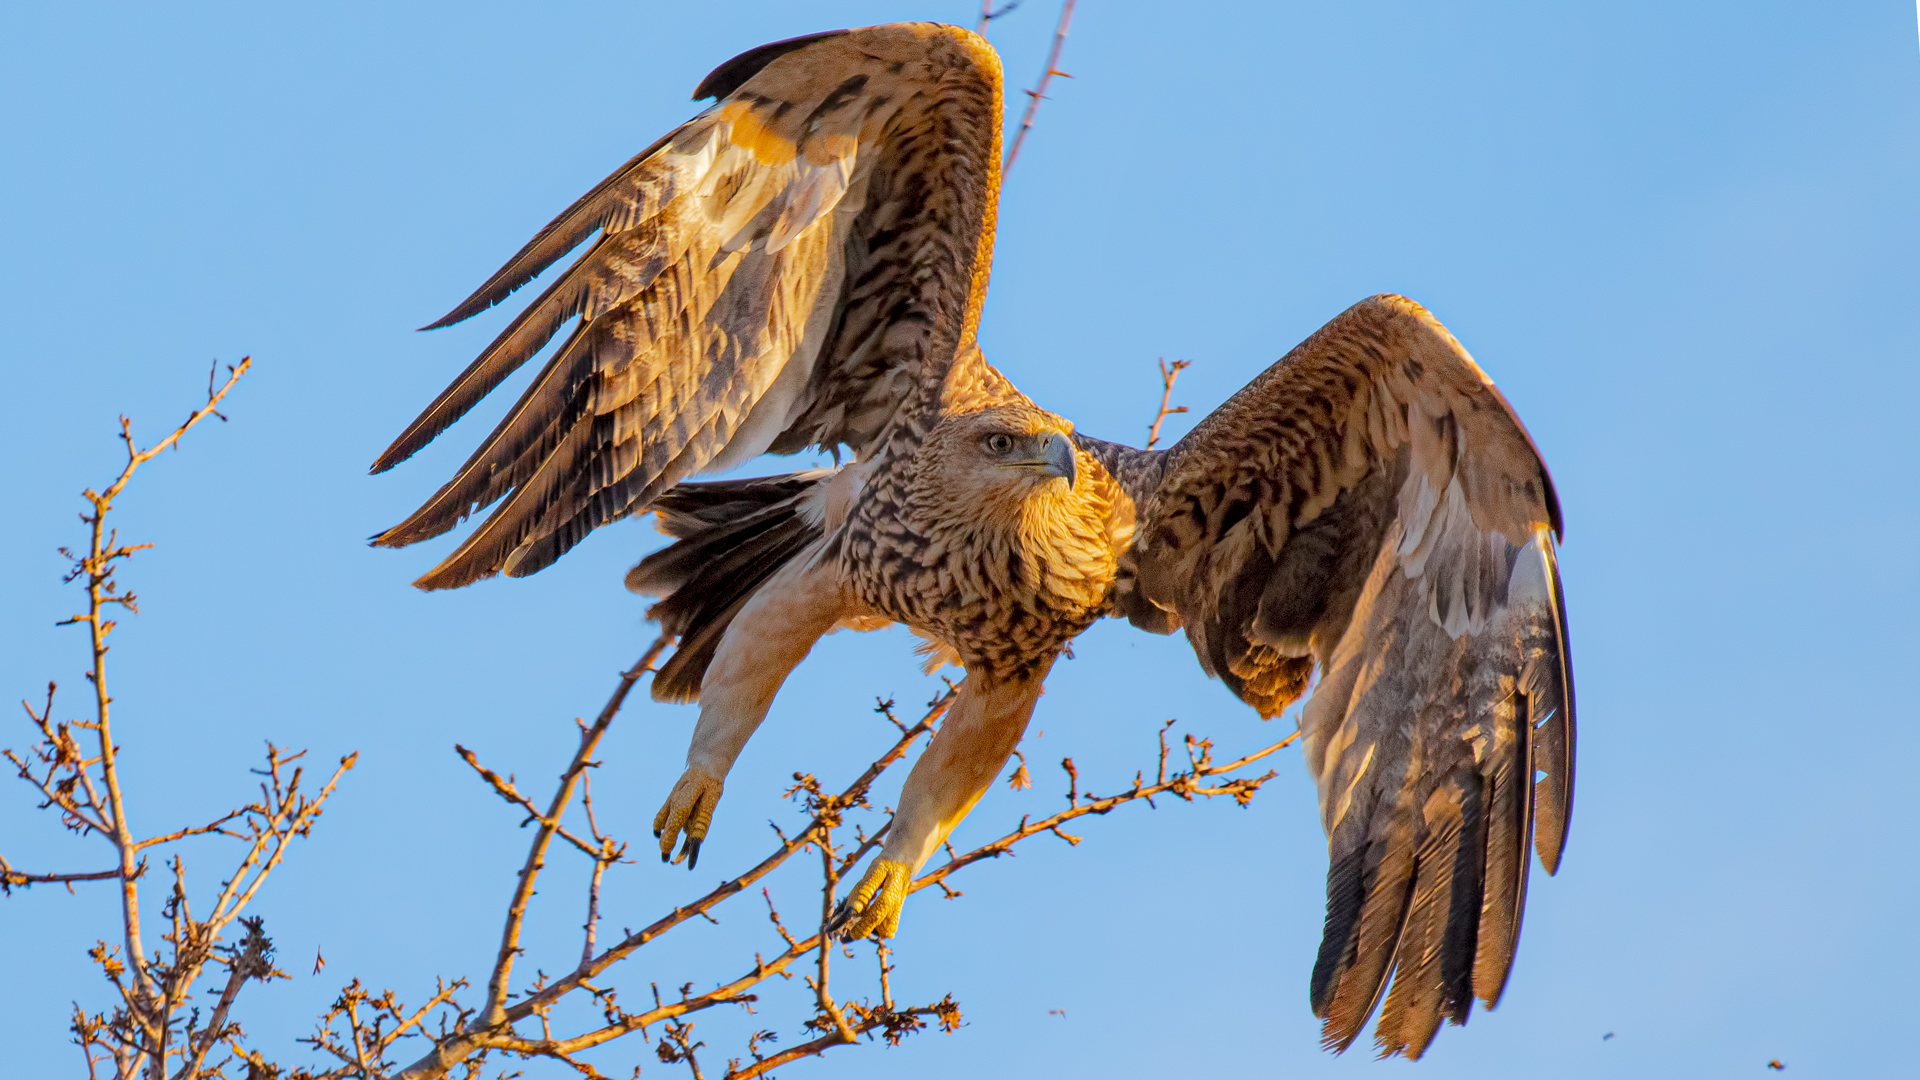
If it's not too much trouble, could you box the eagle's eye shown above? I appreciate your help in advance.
[984,433,1015,455]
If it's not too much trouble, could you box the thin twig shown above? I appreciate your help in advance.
[912,729,1298,893]
[388,691,955,1080]
[976,0,1021,33]
[455,745,602,859]
[813,842,856,1047]
[0,860,122,889]
[1145,358,1192,450]
[476,635,670,1028]
[86,360,251,1009]
[579,772,624,967]
[1003,0,1077,175]
[176,916,278,1079]
[384,703,1288,1079]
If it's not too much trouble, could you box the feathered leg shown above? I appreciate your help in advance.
[654,552,859,867]
[828,662,1051,939]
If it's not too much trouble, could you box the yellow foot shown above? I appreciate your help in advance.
[826,858,913,941]
[652,766,723,869]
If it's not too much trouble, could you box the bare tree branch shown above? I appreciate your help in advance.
[0,859,122,889]
[6,361,362,1080]
[74,358,252,1012]
[1145,357,1193,450]
[1003,0,1078,175]
[976,0,1022,33]
[310,670,1288,1080]
[477,635,670,1028]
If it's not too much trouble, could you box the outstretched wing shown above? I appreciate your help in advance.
[371,24,1003,589]
[1127,294,1573,1058]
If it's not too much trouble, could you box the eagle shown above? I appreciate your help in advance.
[370,23,1573,1060]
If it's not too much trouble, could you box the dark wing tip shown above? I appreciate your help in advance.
[369,446,408,475]
[1542,467,1566,541]
[410,558,495,592]
[692,29,851,100]
[369,424,437,476]
[420,293,505,333]
[367,518,424,549]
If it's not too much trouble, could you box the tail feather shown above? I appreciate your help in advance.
[643,470,836,538]
[629,472,831,703]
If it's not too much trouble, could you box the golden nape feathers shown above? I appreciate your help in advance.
[374,24,1573,1061]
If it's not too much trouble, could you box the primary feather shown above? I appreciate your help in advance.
[372,24,1003,588]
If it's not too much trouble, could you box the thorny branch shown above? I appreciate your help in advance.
[1145,357,1193,450]
[1003,0,1078,176]
[5,360,361,1080]
[477,635,670,1029]
[270,654,1294,1080]
[976,0,1022,33]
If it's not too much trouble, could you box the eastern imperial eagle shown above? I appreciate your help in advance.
[371,23,1573,1060]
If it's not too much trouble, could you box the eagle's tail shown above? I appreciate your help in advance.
[626,470,835,703]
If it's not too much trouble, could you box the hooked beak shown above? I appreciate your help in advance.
[1037,431,1077,489]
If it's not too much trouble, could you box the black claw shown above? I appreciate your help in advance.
[659,848,670,863]
[823,900,853,942]
[653,828,663,839]
[685,838,702,870]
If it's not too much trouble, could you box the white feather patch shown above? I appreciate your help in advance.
[1505,528,1554,608]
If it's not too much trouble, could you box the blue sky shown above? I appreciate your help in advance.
[4,2,1917,1077]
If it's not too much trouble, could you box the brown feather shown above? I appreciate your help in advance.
[1110,295,1572,1058]
[375,24,1006,589]
[647,509,826,701]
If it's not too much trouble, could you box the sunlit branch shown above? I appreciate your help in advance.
[1145,357,1192,450]
[1003,0,1077,175]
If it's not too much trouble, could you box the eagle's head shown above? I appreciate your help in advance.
[891,400,1131,644]
[917,403,1079,523]
[910,400,1129,578]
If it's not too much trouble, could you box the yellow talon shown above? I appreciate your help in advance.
[652,767,723,869]
[827,858,913,941]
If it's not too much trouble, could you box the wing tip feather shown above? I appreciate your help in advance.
[369,436,423,476]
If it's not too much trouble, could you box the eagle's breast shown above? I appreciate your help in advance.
[840,448,1133,680]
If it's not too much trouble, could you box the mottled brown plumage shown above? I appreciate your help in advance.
[373,24,1574,1061]
[840,388,1133,680]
